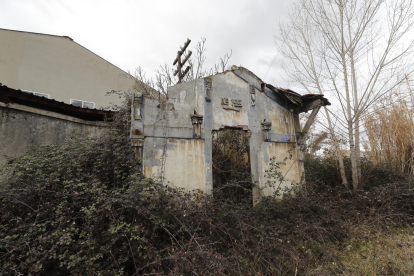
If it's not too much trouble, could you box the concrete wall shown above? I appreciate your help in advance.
[143,138,206,191]
[132,69,305,201]
[0,103,109,166]
[254,85,303,197]
[0,29,135,109]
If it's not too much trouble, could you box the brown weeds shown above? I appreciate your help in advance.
[365,87,414,175]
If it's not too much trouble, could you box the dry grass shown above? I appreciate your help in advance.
[309,225,414,275]
[343,226,413,275]
[301,175,414,275]
[343,227,414,275]
[365,85,414,175]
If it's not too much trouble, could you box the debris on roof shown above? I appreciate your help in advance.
[228,66,330,113]
[267,85,303,106]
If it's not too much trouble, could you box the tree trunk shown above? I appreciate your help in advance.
[349,45,362,186]
[339,1,359,190]
[324,106,349,189]
[355,118,362,183]
[348,123,359,190]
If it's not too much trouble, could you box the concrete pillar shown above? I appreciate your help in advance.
[204,78,213,195]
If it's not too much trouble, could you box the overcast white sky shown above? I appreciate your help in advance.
[0,0,293,88]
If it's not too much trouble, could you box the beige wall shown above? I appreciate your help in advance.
[0,29,135,109]
[143,138,206,192]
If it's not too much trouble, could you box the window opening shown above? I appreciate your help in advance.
[21,90,50,99]
[70,99,95,109]
[33,92,50,99]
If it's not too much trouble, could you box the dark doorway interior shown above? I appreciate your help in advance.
[212,127,251,202]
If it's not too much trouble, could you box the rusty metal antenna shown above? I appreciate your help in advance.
[173,38,192,83]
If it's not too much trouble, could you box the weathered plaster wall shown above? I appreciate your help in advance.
[254,86,303,198]
[259,143,303,197]
[138,79,209,192]
[0,104,108,166]
[210,73,250,129]
[143,138,206,191]
[134,69,305,200]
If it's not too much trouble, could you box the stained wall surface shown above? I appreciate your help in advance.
[132,69,305,201]
[143,138,206,191]
[0,104,108,166]
[0,28,135,109]
[254,85,302,198]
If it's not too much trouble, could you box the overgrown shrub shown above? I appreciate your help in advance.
[1,97,413,275]
[304,155,405,191]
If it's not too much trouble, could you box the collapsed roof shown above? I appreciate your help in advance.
[229,66,330,113]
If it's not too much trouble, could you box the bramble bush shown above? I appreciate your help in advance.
[1,97,413,275]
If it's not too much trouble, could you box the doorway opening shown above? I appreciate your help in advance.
[212,127,252,203]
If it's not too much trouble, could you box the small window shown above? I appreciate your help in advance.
[70,99,83,108]
[21,90,50,99]
[83,101,95,109]
[70,99,95,109]
[33,92,50,99]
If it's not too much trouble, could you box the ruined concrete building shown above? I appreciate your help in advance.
[130,66,329,202]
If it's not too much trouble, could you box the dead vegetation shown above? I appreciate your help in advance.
[126,37,233,99]
[275,0,414,190]
[1,72,414,275]
[365,84,414,176]
[1,122,413,275]
[332,226,414,275]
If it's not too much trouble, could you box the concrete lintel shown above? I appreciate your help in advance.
[143,125,195,139]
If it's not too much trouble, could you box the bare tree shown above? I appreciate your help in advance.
[127,66,162,99]
[275,0,414,190]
